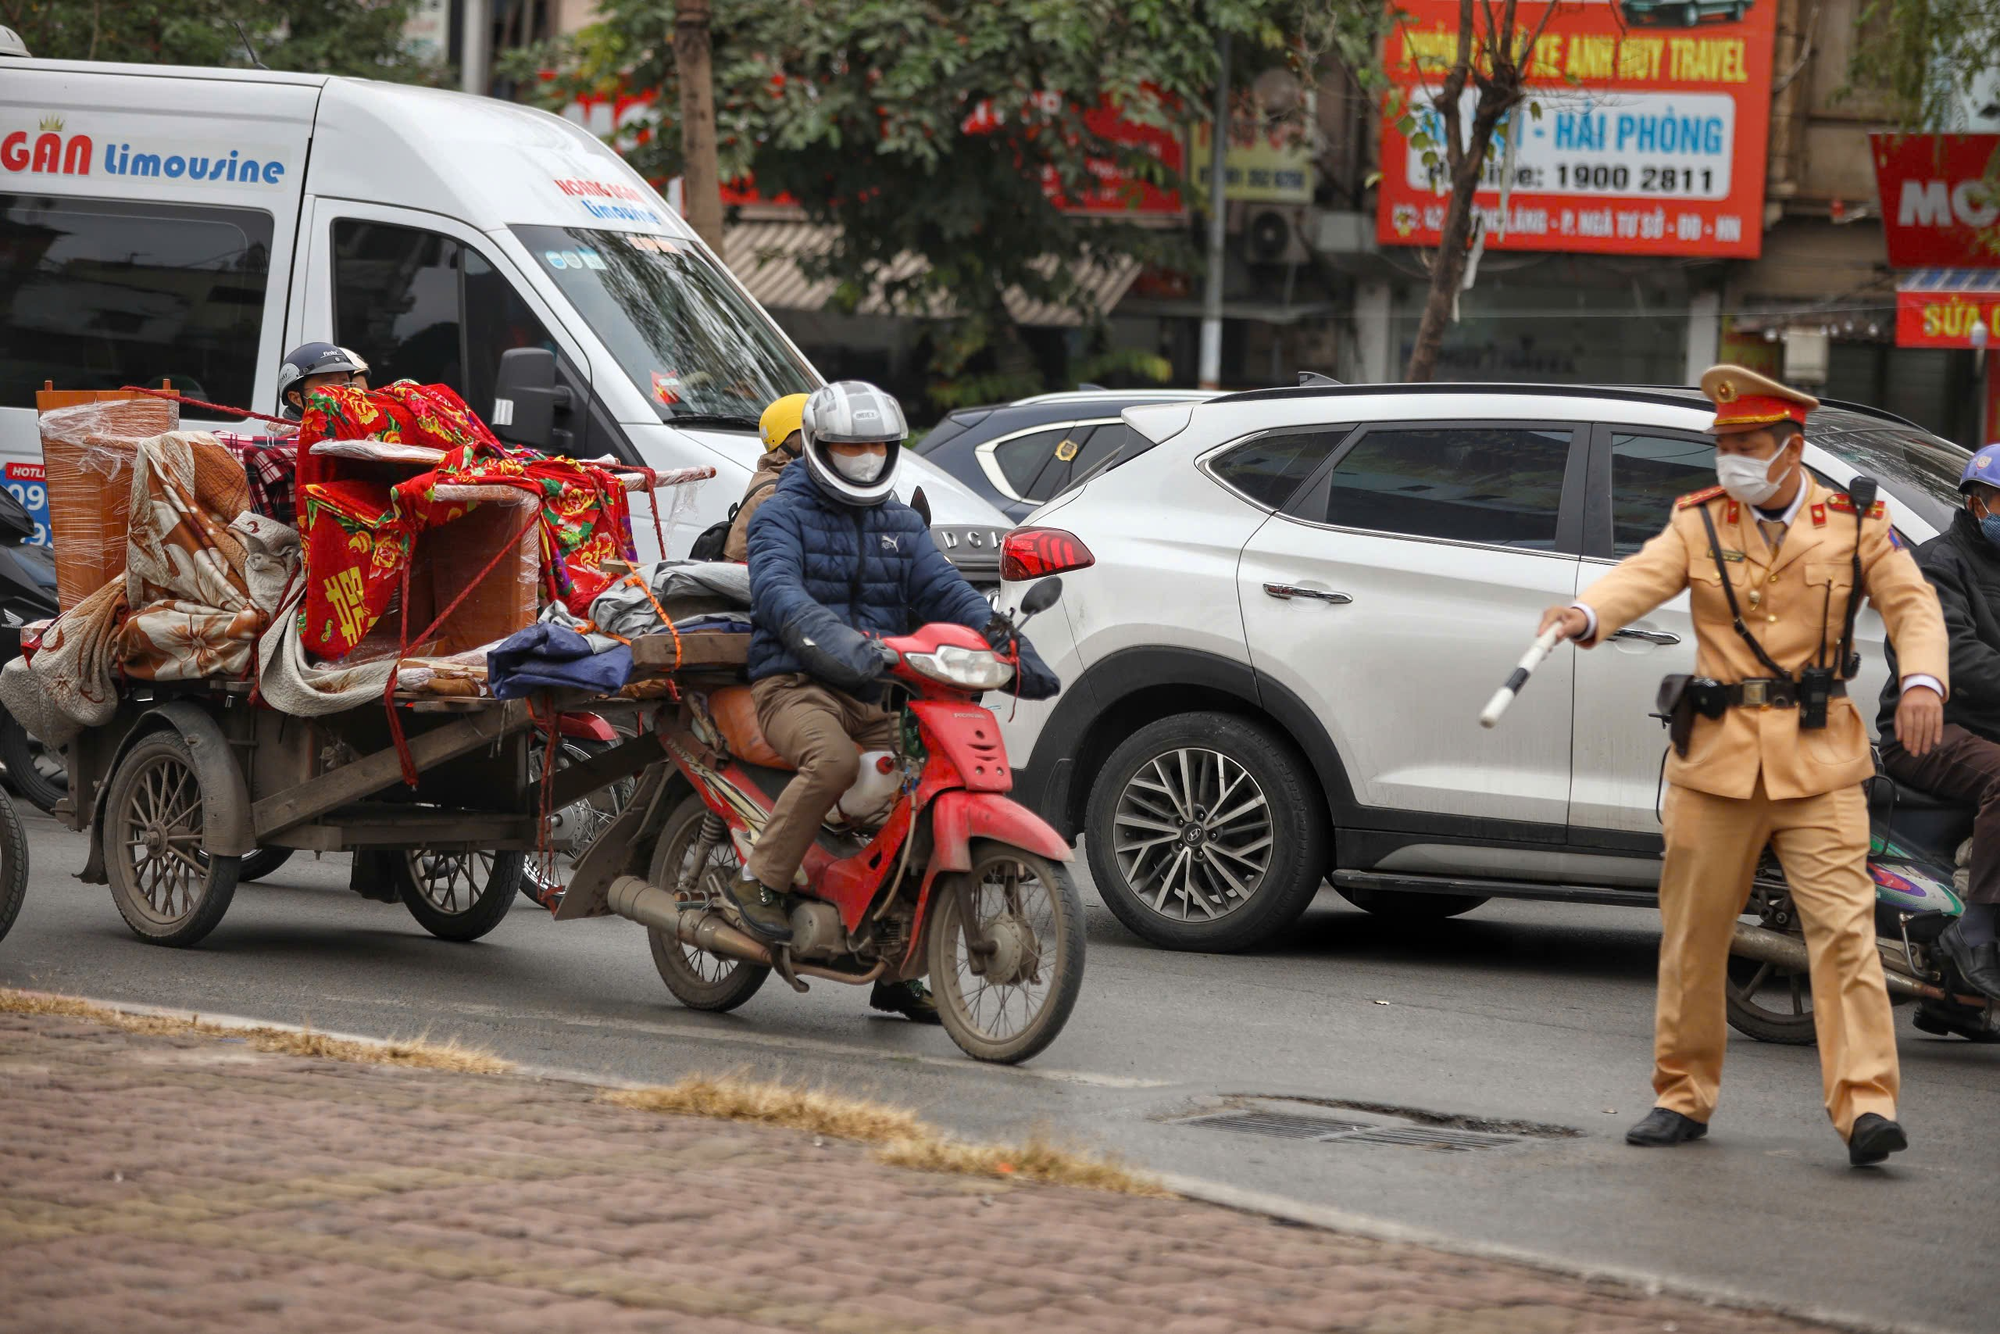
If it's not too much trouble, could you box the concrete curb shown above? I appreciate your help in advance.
[27,990,1958,1334]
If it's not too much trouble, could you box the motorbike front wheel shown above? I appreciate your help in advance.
[646,793,770,1011]
[925,842,1085,1064]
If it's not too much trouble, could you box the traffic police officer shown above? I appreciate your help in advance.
[1538,365,1950,1167]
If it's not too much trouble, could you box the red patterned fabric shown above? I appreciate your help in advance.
[296,381,635,659]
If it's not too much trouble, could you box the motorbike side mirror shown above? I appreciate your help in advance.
[1019,577,1062,621]
[490,348,574,453]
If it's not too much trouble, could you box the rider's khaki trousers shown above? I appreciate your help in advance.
[1654,778,1898,1139]
[745,674,899,889]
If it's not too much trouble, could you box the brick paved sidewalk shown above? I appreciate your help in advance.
[0,1009,1847,1334]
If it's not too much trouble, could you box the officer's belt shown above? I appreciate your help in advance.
[1720,677,1846,709]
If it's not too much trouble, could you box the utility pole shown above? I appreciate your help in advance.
[460,0,490,96]
[1197,31,1230,391]
[675,0,726,255]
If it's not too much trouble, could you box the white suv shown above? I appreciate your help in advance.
[994,383,1973,951]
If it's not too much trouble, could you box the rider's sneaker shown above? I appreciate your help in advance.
[869,978,943,1024]
[722,872,794,943]
[1937,921,2000,1001]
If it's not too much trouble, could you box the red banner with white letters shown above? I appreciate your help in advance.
[1377,0,1777,258]
[1871,134,2000,269]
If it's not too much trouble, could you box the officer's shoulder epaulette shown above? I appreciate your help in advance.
[1675,485,1727,510]
[1825,493,1888,520]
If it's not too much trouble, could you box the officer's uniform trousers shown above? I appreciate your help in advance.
[1578,478,1949,1138]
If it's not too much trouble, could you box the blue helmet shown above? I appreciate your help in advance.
[1962,443,2000,492]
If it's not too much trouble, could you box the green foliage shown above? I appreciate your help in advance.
[513,0,1354,382]
[927,345,1173,410]
[1851,0,2000,131]
[2,0,445,80]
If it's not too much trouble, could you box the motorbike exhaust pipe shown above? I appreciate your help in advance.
[1731,922,1934,1002]
[605,875,774,966]
[601,875,890,989]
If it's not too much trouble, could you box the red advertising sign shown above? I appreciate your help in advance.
[1871,134,2000,268]
[1378,0,1778,257]
[1893,272,2000,347]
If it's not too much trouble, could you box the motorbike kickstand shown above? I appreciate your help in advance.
[769,945,809,994]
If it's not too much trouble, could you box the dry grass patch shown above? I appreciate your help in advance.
[604,1073,1169,1197]
[0,988,513,1074]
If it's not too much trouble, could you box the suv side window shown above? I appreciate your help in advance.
[332,219,559,427]
[1311,425,1571,550]
[987,426,1071,497]
[1609,432,1714,555]
[1210,425,1350,509]
[1026,421,1123,500]
[0,193,273,409]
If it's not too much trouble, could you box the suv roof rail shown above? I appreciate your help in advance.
[1206,380,1935,433]
[1297,371,1342,387]
[1009,388,1214,406]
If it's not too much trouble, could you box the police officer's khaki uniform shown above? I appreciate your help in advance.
[1576,370,1950,1139]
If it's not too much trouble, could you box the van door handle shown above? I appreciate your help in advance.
[1264,583,1352,604]
[1611,628,1680,646]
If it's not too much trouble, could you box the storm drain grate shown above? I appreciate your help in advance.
[1182,1110,1519,1152]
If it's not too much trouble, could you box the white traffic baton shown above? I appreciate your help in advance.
[1479,626,1566,729]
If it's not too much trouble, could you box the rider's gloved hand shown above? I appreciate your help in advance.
[869,637,901,675]
[982,615,1015,655]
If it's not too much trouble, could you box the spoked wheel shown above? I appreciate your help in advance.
[926,842,1085,1064]
[1726,879,1819,1045]
[394,848,521,942]
[103,732,238,947]
[0,787,26,943]
[518,738,636,907]
[645,793,769,1011]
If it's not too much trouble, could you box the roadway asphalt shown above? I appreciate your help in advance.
[3,807,1995,1333]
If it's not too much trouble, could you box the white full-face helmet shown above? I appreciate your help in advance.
[800,380,908,507]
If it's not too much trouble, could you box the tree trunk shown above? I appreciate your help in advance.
[1402,158,1482,383]
[674,0,726,256]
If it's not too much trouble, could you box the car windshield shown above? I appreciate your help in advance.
[513,225,815,425]
[1810,407,1970,534]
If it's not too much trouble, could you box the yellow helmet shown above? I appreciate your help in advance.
[759,393,809,450]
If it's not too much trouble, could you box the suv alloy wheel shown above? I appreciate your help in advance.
[1085,712,1328,951]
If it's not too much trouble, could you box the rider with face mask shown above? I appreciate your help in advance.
[1876,443,2000,1002]
[734,382,1056,1020]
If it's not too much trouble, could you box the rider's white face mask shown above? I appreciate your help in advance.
[832,449,886,484]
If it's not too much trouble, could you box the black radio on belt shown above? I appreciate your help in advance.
[1797,666,1834,730]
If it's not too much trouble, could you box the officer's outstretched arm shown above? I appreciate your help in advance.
[1573,519,1692,646]
[1862,515,1950,696]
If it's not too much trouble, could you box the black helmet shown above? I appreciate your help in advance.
[277,341,364,418]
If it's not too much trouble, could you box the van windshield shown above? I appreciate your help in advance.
[514,225,814,426]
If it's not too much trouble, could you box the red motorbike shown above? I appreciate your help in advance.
[561,578,1083,1064]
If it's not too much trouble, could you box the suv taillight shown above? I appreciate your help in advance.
[1001,527,1094,582]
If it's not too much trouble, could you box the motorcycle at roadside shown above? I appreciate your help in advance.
[0,488,64,816]
[556,578,1085,1064]
[1727,776,1997,1044]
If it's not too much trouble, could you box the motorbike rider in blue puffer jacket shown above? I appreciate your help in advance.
[736,381,1058,1019]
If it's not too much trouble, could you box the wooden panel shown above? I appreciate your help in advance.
[631,631,750,670]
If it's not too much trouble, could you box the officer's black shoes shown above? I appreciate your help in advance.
[723,872,794,942]
[1847,1113,1909,1167]
[1625,1107,1709,1147]
[1937,921,2000,1001]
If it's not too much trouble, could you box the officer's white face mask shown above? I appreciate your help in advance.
[831,448,886,484]
[1716,446,1791,507]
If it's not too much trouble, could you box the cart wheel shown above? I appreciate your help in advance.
[395,849,521,942]
[237,847,295,883]
[0,788,27,944]
[103,731,239,947]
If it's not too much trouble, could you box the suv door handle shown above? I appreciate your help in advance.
[1264,583,1352,604]
[1611,628,1681,646]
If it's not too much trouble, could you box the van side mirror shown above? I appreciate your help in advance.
[491,348,573,452]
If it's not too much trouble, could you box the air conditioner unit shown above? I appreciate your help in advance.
[1239,205,1311,267]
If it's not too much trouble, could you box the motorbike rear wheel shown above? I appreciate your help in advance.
[1726,880,1820,1045]
[0,787,26,943]
[646,793,769,1011]
[926,842,1085,1064]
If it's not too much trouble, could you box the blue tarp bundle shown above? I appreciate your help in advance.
[487,624,633,700]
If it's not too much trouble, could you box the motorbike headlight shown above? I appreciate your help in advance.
[904,644,1015,691]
